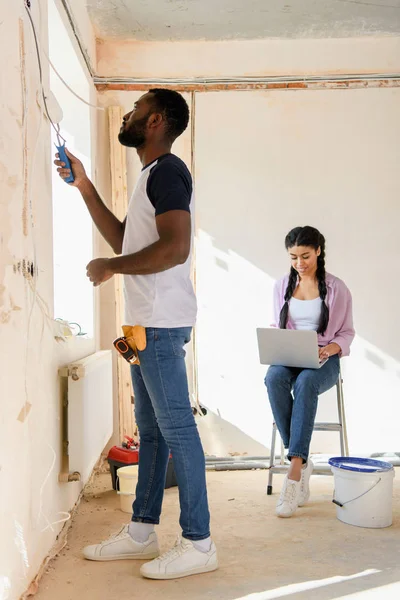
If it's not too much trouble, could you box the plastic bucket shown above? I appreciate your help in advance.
[116,465,137,514]
[329,457,394,529]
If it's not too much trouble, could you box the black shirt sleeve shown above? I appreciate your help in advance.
[146,157,192,217]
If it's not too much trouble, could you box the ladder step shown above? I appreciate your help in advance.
[314,423,342,432]
[269,463,333,475]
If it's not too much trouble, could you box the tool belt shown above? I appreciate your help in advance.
[113,325,146,365]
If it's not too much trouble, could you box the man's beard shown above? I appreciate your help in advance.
[118,114,149,148]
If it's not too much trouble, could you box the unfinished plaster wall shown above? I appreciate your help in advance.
[96,37,400,79]
[0,2,98,598]
[96,37,400,457]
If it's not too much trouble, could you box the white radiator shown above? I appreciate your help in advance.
[58,351,113,484]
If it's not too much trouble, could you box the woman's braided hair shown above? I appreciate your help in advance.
[279,226,329,335]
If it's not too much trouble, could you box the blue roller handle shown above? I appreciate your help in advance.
[56,144,75,184]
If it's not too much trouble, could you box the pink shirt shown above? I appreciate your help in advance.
[272,273,355,357]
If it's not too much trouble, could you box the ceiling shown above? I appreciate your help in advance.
[87,0,400,42]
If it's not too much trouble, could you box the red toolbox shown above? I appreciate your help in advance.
[107,444,177,491]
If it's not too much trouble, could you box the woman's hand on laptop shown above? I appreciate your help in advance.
[319,343,341,360]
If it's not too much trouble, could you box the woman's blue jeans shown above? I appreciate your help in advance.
[264,355,340,462]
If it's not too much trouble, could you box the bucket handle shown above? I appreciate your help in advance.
[332,477,382,508]
[116,475,136,495]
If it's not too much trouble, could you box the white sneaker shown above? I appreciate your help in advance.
[276,476,301,518]
[83,525,160,561]
[298,459,314,507]
[140,537,218,580]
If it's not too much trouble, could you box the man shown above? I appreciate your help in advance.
[55,89,217,579]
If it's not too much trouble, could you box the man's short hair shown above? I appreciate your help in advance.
[149,88,190,141]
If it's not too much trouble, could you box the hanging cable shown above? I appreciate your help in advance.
[24,2,66,140]
[25,1,103,112]
[45,52,104,111]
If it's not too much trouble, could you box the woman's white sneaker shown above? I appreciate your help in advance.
[298,459,314,507]
[140,537,218,580]
[276,476,301,518]
[83,525,160,561]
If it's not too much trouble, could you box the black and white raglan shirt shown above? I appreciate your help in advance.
[121,153,197,328]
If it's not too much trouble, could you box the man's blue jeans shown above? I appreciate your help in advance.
[130,327,210,541]
[264,355,340,462]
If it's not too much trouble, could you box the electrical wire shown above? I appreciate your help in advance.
[24,2,66,143]
[45,52,104,111]
[25,0,103,112]
[92,72,400,86]
[36,444,71,533]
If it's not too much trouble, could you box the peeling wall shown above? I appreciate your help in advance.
[96,37,400,79]
[0,2,98,598]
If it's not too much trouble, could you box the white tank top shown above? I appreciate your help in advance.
[289,297,322,331]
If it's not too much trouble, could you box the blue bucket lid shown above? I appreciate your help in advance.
[328,456,393,473]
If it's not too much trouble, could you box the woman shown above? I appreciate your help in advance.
[265,226,355,518]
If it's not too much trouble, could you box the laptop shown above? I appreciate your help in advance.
[256,328,328,369]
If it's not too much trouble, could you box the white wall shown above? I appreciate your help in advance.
[0,2,98,598]
[193,88,400,456]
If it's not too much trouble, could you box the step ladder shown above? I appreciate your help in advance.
[267,369,349,495]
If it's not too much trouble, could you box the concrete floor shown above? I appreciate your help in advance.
[36,468,400,600]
